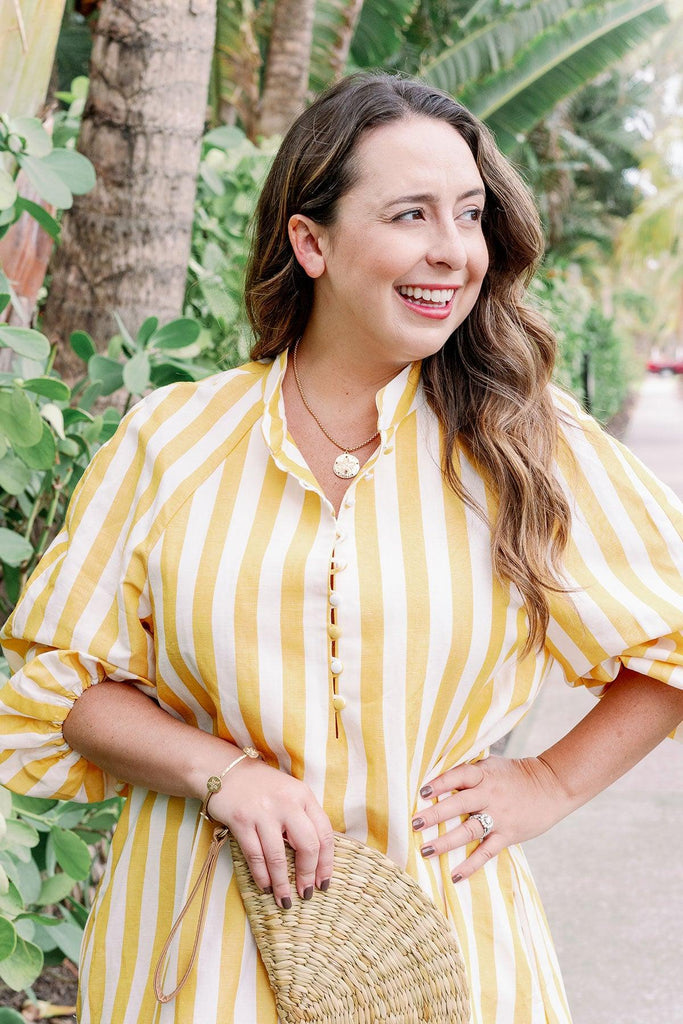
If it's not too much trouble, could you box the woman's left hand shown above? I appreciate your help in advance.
[413,755,571,883]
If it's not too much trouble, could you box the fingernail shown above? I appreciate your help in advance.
[412,817,425,830]
[303,886,314,900]
[263,886,273,895]
[420,785,433,798]
[280,896,292,910]
[452,873,463,883]
[420,845,435,858]
[320,878,331,892]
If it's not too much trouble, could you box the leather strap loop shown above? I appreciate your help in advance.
[153,825,230,1003]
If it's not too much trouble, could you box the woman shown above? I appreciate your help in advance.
[1,73,682,1024]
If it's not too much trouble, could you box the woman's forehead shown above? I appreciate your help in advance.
[347,117,485,201]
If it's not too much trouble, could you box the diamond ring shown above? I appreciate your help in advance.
[468,812,494,839]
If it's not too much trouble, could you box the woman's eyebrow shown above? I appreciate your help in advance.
[381,187,486,209]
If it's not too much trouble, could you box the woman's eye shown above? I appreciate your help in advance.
[394,208,424,222]
[460,207,483,223]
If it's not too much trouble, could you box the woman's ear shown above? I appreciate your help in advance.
[288,215,327,278]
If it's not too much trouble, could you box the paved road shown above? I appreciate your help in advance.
[505,373,683,1024]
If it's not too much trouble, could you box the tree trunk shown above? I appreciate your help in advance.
[258,0,315,138]
[324,0,364,83]
[41,0,216,374]
[213,0,261,138]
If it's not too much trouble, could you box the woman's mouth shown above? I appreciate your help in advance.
[396,285,457,319]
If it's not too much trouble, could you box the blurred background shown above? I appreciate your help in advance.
[0,0,682,1020]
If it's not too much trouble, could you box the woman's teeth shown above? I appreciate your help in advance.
[397,286,455,305]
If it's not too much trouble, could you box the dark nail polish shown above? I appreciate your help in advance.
[281,896,292,910]
[263,886,273,895]
[412,817,425,830]
[452,873,463,883]
[320,878,331,892]
[420,785,433,798]
[303,886,314,900]
[420,845,435,858]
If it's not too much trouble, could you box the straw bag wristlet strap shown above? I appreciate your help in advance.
[154,746,261,1003]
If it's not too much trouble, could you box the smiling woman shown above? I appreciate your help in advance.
[1,73,682,1024]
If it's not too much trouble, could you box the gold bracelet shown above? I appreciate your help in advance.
[200,746,261,823]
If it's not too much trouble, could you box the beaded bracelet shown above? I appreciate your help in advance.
[200,745,261,822]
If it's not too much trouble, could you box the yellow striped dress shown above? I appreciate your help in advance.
[1,352,682,1024]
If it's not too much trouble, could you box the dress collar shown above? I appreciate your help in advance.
[261,349,423,477]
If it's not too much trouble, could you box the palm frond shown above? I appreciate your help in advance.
[350,0,420,68]
[422,0,668,153]
[420,0,579,94]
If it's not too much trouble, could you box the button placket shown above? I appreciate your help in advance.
[328,531,349,735]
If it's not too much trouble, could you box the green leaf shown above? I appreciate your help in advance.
[88,354,123,396]
[47,919,83,963]
[0,917,17,961]
[14,420,57,470]
[0,527,33,567]
[123,351,151,395]
[70,329,96,362]
[0,935,43,990]
[78,380,103,411]
[0,880,23,918]
[0,455,32,497]
[0,387,45,446]
[18,154,73,209]
[136,316,158,346]
[151,318,201,350]
[0,852,41,905]
[38,873,78,907]
[0,168,17,212]
[0,295,9,315]
[9,117,51,158]
[40,403,65,440]
[15,197,60,240]
[0,1006,26,1023]
[21,377,71,400]
[1,819,39,849]
[50,827,91,881]
[57,438,80,457]
[42,149,96,195]
[0,789,11,818]
[0,325,50,361]
[2,562,21,606]
[62,408,93,427]
[9,793,55,816]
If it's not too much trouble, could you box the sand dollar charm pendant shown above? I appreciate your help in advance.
[333,452,361,479]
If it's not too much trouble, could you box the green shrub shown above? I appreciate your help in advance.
[186,126,277,368]
[532,264,633,422]
[0,786,121,991]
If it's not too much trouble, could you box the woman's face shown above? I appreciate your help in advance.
[300,116,490,370]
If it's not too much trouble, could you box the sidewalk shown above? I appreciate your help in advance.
[505,373,683,1024]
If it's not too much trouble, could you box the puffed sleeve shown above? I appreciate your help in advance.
[546,391,683,740]
[0,394,164,802]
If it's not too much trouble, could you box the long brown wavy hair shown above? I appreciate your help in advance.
[245,73,571,654]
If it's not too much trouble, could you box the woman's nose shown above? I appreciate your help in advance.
[425,224,467,270]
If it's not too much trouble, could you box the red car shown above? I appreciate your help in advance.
[646,356,683,374]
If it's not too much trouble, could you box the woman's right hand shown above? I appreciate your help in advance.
[207,758,335,908]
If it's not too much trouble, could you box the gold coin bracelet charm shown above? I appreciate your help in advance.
[201,746,262,822]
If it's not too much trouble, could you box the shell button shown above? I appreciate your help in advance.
[328,624,342,641]
[328,592,340,608]
[330,658,344,676]
[332,694,347,712]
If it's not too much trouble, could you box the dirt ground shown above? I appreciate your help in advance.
[0,962,77,1022]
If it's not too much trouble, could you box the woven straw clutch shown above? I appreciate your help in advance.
[229,831,471,1024]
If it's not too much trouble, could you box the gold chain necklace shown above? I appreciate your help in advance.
[292,342,380,480]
